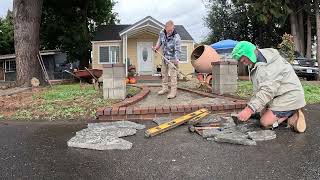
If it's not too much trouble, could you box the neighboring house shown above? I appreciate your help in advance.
[0,50,71,82]
[91,16,195,76]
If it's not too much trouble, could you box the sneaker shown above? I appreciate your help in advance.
[287,109,306,133]
[158,89,169,95]
[167,92,176,99]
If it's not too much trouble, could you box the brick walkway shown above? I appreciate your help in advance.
[96,85,246,121]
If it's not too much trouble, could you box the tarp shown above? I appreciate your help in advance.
[210,39,238,50]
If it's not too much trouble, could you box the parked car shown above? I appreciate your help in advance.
[292,57,319,81]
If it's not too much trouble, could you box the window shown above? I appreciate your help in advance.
[5,60,16,72]
[99,46,120,64]
[142,47,148,61]
[180,46,188,63]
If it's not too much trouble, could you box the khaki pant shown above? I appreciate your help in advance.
[161,60,178,95]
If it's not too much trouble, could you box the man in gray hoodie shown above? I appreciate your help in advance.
[232,41,306,133]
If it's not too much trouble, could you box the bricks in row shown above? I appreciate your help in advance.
[96,102,246,117]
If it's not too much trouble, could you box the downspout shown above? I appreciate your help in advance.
[125,34,128,77]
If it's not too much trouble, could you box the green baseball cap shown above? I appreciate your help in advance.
[232,41,257,63]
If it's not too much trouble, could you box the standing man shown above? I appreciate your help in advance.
[153,20,181,99]
[232,41,307,133]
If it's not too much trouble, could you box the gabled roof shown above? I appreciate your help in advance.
[93,25,131,41]
[119,16,164,36]
[0,50,62,60]
[93,17,194,41]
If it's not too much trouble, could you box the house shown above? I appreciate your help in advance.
[0,50,71,82]
[91,16,195,76]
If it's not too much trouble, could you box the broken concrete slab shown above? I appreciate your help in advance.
[153,117,171,125]
[202,128,235,138]
[76,127,137,138]
[198,114,226,124]
[88,121,145,130]
[248,130,276,141]
[209,132,257,146]
[67,134,132,150]
[68,121,145,150]
[221,117,237,128]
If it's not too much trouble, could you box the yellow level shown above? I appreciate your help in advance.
[188,111,210,125]
[145,108,209,137]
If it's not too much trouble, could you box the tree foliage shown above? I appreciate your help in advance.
[40,0,118,68]
[204,0,289,48]
[0,10,14,55]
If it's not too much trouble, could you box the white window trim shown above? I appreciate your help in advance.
[179,45,189,64]
[98,44,121,64]
[5,60,16,73]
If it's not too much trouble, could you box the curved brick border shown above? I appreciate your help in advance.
[112,85,150,107]
[95,84,248,122]
[96,85,150,117]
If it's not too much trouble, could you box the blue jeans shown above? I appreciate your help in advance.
[271,110,296,118]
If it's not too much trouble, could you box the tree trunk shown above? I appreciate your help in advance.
[78,0,90,70]
[306,15,312,59]
[315,0,320,80]
[290,13,301,53]
[13,0,43,87]
[298,10,305,56]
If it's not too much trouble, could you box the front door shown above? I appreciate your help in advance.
[137,42,153,75]
[0,61,4,81]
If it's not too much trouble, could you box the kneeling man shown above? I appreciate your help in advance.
[232,41,306,133]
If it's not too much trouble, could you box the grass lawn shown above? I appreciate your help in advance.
[236,80,320,104]
[0,84,140,121]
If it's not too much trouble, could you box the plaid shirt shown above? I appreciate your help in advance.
[156,29,181,62]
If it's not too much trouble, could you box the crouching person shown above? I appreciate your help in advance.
[232,41,306,133]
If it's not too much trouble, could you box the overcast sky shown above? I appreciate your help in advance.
[0,0,210,42]
[114,0,210,42]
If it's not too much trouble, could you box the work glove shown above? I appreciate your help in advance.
[238,106,254,121]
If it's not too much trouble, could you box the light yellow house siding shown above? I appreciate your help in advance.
[179,41,195,75]
[91,37,195,75]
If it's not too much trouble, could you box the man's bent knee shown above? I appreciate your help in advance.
[260,110,278,127]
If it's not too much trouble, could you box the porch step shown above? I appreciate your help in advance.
[136,75,161,83]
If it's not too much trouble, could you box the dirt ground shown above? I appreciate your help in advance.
[0,88,43,117]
